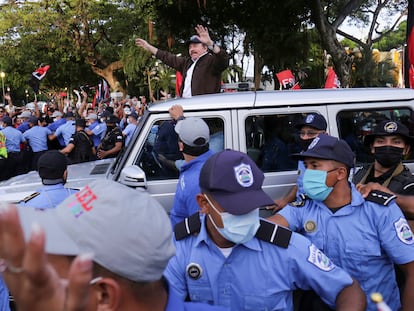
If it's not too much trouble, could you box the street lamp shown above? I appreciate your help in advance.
[0,72,5,105]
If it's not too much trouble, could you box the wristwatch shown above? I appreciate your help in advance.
[208,43,215,50]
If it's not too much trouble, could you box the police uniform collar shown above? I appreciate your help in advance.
[42,178,65,185]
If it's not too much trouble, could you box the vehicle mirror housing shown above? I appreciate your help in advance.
[119,165,147,188]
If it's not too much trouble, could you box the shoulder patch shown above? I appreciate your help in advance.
[174,212,201,241]
[255,219,292,248]
[394,217,414,245]
[307,244,336,271]
[21,192,40,203]
[365,190,396,206]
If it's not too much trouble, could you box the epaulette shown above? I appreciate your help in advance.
[255,219,292,248]
[289,193,307,207]
[174,212,201,241]
[365,190,397,206]
[20,192,40,203]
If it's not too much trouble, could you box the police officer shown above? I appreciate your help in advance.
[273,113,327,210]
[60,118,95,164]
[1,116,25,178]
[85,112,106,150]
[122,111,139,147]
[165,149,366,310]
[51,111,76,147]
[353,120,414,221]
[19,150,78,209]
[169,117,214,226]
[97,114,123,159]
[271,134,414,311]
[16,110,32,133]
[22,116,53,170]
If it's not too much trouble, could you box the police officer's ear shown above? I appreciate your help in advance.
[336,166,349,181]
[196,193,209,214]
[178,140,184,152]
[91,277,121,310]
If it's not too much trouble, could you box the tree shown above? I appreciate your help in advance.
[309,0,407,87]
[0,0,150,99]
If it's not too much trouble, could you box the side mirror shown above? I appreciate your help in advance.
[119,165,147,188]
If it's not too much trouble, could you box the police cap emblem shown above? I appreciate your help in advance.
[383,121,398,134]
[233,163,254,188]
[305,114,315,124]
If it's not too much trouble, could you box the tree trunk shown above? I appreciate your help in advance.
[253,50,264,90]
[90,60,125,95]
[309,0,354,88]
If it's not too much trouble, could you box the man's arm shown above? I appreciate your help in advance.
[60,143,75,155]
[335,279,367,311]
[135,38,158,55]
[97,141,122,159]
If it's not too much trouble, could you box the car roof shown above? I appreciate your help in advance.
[148,88,414,113]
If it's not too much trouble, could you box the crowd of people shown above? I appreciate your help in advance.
[0,91,148,181]
[0,24,411,311]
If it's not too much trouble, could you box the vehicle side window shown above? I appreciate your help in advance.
[245,114,303,172]
[135,117,224,181]
[337,108,414,164]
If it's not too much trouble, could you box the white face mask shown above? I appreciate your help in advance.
[205,194,260,244]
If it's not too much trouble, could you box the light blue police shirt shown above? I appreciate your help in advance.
[0,277,10,311]
[165,215,353,310]
[87,121,106,147]
[170,150,214,227]
[1,126,25,152]
[19,184,78,209]
[17,121,30,133]
[47,118,66,132]
[166,281,229,311]
[278,183,414,311]
[122,123,137,147]
[55,120,76,146]
[22,126,52,152]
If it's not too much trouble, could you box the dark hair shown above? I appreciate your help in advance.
[181,140,209,156]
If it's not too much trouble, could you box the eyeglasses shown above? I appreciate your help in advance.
[299,131,319,137]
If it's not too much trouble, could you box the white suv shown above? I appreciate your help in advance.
[2,88,414,213]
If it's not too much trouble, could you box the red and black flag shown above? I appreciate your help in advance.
[28,64,50,93]
[406,0,414,88]
[276,69,301,90]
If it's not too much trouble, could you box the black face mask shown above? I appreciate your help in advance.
[374,145,404,168]
[300,138,314,150]
[107,125,116,131]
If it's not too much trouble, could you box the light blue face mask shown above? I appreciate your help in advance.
[303,169,334,202]
[205,194,260,244]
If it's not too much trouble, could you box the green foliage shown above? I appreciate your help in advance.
[374,21,407,51]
